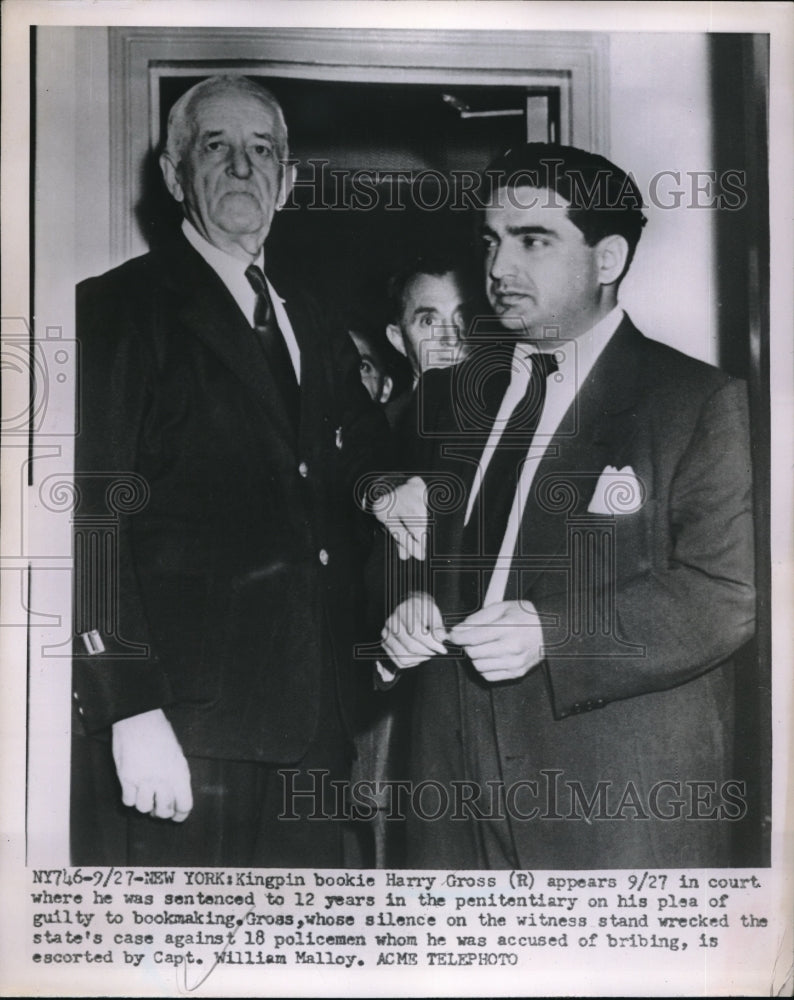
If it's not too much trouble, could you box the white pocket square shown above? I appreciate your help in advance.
[587,465,645,515]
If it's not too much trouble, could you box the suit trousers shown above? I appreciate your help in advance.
[403,656,734,870]
[403,657,518,870]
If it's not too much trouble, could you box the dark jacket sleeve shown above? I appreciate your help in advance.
[72,272,174,731]
[330,310,394,500]
[365,372,448,688]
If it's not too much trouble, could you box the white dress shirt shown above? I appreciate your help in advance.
[182,219,301,381]
[477,305,624,606]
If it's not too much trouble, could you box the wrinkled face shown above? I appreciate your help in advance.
[165,90,287,258]
[483,187,603,340]
[390,272,470,377]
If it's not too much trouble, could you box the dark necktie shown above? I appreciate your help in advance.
[244,264,300,423]
[462,349,559,574]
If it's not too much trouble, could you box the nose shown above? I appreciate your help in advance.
[439,323,459,347]
[227,145,252,179]
[488,240,516,282]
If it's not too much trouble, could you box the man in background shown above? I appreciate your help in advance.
[348,315,411,412]
[347,259,477,864]
[383,255,479,428]
[350,326,395,404]
[72,75,386,867]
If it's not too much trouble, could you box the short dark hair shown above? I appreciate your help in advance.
[481,143,647,268]
[386,253,479,326]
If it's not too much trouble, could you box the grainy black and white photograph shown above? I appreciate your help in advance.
[2,1,792,996]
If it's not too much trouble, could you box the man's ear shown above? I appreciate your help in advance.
[160,153,184,204]
[276,160,297,212]
[379,374,394,405]
[595,234,630,286]
[386,323,407,358]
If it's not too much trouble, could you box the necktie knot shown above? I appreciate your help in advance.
[532,349,559,381]
[245,264,273,328]
[244,263,267,294]
[504,349,559,429]
[469,344,558,420]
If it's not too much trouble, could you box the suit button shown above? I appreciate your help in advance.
[318,548,329,565]
[572,702,581,713]
[298,461,309,478]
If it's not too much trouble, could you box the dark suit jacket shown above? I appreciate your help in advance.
[391,316,755,867]
[73,235,387,763]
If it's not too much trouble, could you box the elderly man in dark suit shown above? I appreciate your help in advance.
[71,75,387,867]
[376,144,755,869]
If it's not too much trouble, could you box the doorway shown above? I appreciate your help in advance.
[143,74,563,314]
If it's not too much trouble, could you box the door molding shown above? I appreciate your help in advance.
[109,26,609,262]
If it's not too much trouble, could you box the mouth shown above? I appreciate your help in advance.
[220,189,260,201]
[491,290,533,309]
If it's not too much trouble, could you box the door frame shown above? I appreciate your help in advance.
[108,26,609,261]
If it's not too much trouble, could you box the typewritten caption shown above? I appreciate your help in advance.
[26,867,771,987]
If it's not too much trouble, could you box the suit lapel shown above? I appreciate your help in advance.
[160,237,298,448]
[435,355,507,556]
[512,319,646,596]
[277,286,329,458]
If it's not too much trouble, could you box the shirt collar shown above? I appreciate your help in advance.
[582,303,625,349]
[514,305,624,372]
[182,217,264,276]
[181,219,288,325]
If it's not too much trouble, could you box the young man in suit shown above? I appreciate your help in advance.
[376,144,755,869]
[71,75,387,867]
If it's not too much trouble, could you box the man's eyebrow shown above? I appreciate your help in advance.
[198,129,275,140]
[506,225,557,237]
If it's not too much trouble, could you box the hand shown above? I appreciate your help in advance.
[448,600,545,683]
[381,591,448,669]
[112,708,193,822]
[372,476,428,561]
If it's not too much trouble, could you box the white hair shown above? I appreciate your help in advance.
[164,75,289,163]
